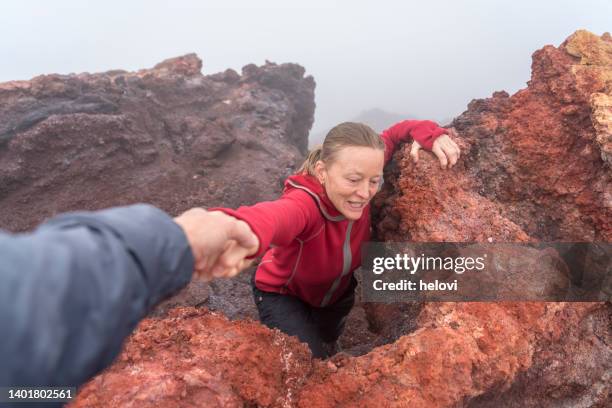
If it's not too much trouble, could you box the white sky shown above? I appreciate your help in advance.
[1,0,610,135]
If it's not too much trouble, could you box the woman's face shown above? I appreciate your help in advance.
[316,146,385,220]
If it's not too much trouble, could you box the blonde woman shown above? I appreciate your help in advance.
[213,120,460,358]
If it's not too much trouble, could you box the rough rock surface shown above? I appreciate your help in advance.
[70,302,609,408]
[366,29,611,407]
[0,53,315,233]
[375,30,611,243]
[296,302,608,408]
[7,30,612,407]
[71,308,314,408]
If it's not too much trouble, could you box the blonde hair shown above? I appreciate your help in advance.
[298,122,385,176]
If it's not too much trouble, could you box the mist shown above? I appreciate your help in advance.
[1,0,610,143]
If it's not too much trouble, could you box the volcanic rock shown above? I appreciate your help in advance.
[365,29,611,407]
[0,53,315,232]
[69,302,610,408]
[71,308,313,408]
[375,30,611,243]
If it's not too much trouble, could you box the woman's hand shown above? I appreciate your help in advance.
[174,209,259,280]
[209,238,257,279]
[410,128,461,169]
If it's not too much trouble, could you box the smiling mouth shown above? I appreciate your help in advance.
[347,200,366,210]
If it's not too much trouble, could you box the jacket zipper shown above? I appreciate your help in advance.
[320,221,353,307]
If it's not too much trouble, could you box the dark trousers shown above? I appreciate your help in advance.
[252,276,357,359]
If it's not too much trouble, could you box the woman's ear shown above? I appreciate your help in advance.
[314,160,326,185]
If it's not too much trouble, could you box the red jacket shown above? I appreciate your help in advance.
[214,120,447,307]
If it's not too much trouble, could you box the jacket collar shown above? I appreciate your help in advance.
[284,174,346,221]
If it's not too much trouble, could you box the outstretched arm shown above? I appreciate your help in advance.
[210,189,317,260]
[0,204,258,389]
[0,205,194,388]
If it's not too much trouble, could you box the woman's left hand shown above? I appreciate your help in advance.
[410,128,461,169]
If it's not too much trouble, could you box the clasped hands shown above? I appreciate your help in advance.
[174,209,259,280]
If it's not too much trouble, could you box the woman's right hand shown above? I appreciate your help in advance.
[209,235,258,279]
[207,216,259,279]
[174,209,259,280]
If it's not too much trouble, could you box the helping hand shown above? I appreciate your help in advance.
[410,128,461,169]
[174,209,259,280]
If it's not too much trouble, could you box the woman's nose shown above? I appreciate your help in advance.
[356,182,370,199]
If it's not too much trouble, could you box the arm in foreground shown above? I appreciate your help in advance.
[0,204,194,388]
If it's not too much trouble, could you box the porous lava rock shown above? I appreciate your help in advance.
[375,30,611,243]
[69,303,610,407]
[296,302,608,408]
[70,308,314,408]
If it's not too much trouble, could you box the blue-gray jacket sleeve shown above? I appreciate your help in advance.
[0,204,194,389]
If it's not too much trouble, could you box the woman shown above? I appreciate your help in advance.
[212,120,460,358]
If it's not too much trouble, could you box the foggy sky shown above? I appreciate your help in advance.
[1,0,610,138]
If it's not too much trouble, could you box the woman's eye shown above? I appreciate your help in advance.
[348,178,359,183]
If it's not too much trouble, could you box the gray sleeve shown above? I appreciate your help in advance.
[0,204,194,389]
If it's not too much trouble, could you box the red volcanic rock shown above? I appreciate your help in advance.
[296,302,607,408]
[69,303,608,407]
[468,303,611,407]
[373,143,532,243]
[0,53,315,232]
[70,308,313,408]
[375,30,611,242]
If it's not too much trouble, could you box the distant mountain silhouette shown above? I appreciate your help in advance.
[350,108,421,132]
[309,108,421,147]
